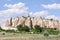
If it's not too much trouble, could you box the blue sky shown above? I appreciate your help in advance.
[0,0,60,25]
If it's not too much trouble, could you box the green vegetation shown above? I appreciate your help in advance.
[17,25,24,32]
[0,26,3,32]
[30,25,43,34]
[5,29,16,33]
[0,25,59,35]
[34,25,42,33]
[42,28,59,35]
[43,31,49,36]
[17,25,30,32]
[16,25,59,35]
[0,25,60,40]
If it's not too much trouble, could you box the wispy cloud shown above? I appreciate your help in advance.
[30,11,48,17]
[42,3,60,9]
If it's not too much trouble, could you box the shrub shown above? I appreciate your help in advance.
[2,32,5,35]
[0,27,3,31]
[17,25,30,32]
[44,31,49,36]
[5,29,16,33]
[23,25,30,32]
[48,30,59,35]
[34,25,43,33]
[17,25,23,32]
[43,28,59,35]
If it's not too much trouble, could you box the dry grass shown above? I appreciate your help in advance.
[0,33,60,40]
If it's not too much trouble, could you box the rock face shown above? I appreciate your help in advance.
[12,16,19,27]
[4,20,10,26]
[4,15,60,29]
[25,16,32,28]
[31,17,43,28]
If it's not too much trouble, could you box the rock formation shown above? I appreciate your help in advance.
[4,15,60,29]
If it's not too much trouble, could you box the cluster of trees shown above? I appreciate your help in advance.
[0,25,59,35]
[17,25,30,32]
[17,25,44,33]
[16,25,59,35]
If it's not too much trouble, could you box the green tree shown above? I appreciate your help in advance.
[34,25,43,33]
[17,25,30,32]
[17,25,23,32]
[23,25,30,32]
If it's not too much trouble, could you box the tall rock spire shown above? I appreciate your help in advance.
[10,17,12,26]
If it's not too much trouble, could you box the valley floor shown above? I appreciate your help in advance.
[0,33,60,40]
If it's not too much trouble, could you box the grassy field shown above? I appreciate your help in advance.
[0,32,60,40]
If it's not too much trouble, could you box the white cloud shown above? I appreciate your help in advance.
[45,15,59,20]
[42,3,60,9]
[0,2,29,25]
[33,11,48,17]
[0,2,28,16]
[4,2,28,9]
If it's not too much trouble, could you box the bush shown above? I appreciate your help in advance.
[34,25,43,33]
[2,32,5,35]
[44,31,49,36]
[5,29,16,33]
[23,26,30,32]
[17,25,30,32]
[48,30,59,35]
[43,28,59,35]
[17,25,23,32]
[0,27,3,31]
